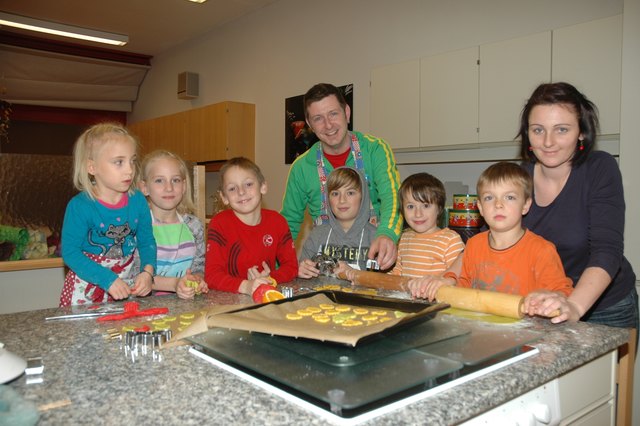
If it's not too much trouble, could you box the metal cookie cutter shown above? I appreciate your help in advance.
[311,253,339,276]
[123,329,173,362]
[365,258,380,271]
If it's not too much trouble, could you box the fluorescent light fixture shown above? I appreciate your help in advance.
[187,0,208,3]
[0,12,128,46]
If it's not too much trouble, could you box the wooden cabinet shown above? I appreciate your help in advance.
[370,15,621,149]
[129,101,255,163]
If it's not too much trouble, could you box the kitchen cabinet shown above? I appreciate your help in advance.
[552,14,622,135]
[129,101,255,163]
[373,32,550,148]
[478,31,551,143]
[420,46,479,147]
[370,59,420,149]
[462,351,616,425]
[371,15,621,150]
[421,31,550,147]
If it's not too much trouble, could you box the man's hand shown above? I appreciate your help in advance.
[368,235,397,270]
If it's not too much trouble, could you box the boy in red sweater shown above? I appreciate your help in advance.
[205,157,298,296]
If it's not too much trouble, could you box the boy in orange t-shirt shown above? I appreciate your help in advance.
[416,162,573,315]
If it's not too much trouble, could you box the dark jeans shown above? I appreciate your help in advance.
[584,287,639,331]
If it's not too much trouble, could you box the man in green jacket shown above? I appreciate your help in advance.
[281,83,402,270]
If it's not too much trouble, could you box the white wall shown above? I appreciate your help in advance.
[129,0,622,200]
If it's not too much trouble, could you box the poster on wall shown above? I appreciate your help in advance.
[284,84,353,164]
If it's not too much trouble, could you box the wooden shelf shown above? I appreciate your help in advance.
[0,257,64,272]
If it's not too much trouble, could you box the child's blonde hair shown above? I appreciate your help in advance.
[476,161,533,200]
[140,150,196,215]
[215,157,264,214]
[218,157,265,190]
[72,123,138,200]
[327,167,362,193]
[399,173,446,216]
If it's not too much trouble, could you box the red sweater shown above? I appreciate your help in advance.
[205,209,298,292]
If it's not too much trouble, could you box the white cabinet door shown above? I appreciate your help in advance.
[552,15,622,135]
[479,31,551,143]
[420,46,479,147]
[370,60,420,149]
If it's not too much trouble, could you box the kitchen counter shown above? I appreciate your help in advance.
[0,278,630,425]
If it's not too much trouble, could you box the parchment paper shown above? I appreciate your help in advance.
[202,293,446,346]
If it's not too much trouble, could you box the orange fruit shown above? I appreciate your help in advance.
[263,289,285,302]
[252,284,284,303]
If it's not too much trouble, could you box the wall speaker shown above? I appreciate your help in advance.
[178,72,199,99]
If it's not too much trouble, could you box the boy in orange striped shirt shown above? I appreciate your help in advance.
[391,173,464,279]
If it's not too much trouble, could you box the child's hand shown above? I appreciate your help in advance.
[176,271,210,299]
[186,272,209,296]
[131,270,153,297]
[176,277,194,299]
[407,275,454,301]
[238,277,272,296]
[333,261,356,283]
[247,261,271,280]
[298,259,320,279]
[523,291,580,323]
[108,278,131,300]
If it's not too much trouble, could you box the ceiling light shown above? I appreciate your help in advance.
[187,0,208,3]
[0,12,128,46]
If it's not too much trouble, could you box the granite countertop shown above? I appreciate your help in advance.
[0,278,629,425]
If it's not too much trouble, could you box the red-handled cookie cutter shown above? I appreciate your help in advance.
[97,301,168,322]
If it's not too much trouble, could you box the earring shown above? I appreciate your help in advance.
[579,139,584,151]
[528,146,533,151]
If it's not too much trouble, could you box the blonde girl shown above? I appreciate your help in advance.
[139,150,208,299]
[60,123,156,306]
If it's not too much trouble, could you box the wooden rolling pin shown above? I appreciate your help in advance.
[337,270,557,319]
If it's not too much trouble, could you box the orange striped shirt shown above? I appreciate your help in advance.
[390,228,464,278]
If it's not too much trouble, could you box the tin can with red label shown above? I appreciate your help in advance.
[452,194,478,210]
[448,209,482,228]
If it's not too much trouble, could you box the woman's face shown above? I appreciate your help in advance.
[528,103,583,170]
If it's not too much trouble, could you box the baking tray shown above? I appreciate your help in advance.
[211,290,450,347]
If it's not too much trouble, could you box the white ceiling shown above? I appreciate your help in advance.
[0,0,279,111]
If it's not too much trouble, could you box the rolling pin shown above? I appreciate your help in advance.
[336,270,557,319]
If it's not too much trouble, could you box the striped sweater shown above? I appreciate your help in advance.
[389,228,464,278]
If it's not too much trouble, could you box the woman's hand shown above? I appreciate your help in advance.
[524,291,581,323]
[298,259,320,279]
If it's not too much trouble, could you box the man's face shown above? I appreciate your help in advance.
[306,95,351,155]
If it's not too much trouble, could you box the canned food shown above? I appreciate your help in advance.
[448,209,483,228]
[452,194,478,210]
